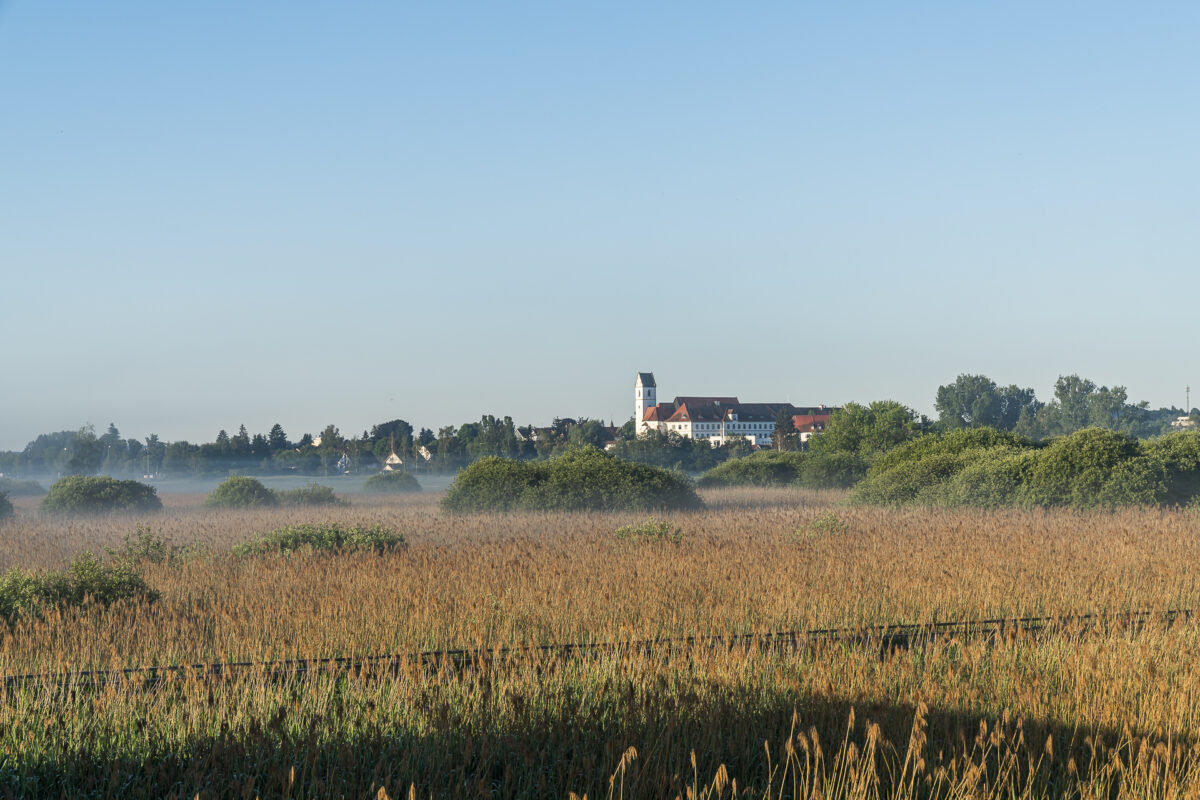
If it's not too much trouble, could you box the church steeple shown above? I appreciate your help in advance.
[635,372,656,428]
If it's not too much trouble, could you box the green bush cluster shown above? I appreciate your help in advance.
[40,475,162,515]
[697,451,805,488]
[793,512,849,540]
[104,524,203,567]
[697,450,867,490]
[442,447,704,513]
[0,552,159,626]
[274,483,348,507]
[0,478,46,496]
[362,471,422,493]
[233,523,407,557]
[205,476,279,509]
[0,492,12,523]
[206,477,349,509]
[614,517,683,545]
[851,427,1200,510]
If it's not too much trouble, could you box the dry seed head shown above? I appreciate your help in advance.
[713,764,729,793]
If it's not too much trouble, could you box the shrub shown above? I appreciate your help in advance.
[1018,428,1154,509]
[868,428,1032,474]
[850,426,1193,510]
[0,492,11,523]
[362,471,422,493]
[205,476,278,509]
[274,483,347,507]
[40,475,162,515]
[792,512,849,540]
[936,448,1037,508]
[614,517,683,545]
[233,523,407,557]
[0,552,159,626]
[105,523,196,567]
[442,447,704,513]
[698,450,869,491]
[796,452,870,489]
[697,451,808,488]
[1142,431,1200,506]
[442,457,543,513]
[0,478,46,496]
[850,429,1035,507]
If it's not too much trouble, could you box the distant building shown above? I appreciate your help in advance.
[634,372,835,447]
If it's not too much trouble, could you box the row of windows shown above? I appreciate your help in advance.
[670,422,773,430]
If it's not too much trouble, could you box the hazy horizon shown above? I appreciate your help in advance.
[4,2,1197,452]
[1,366,1193,453]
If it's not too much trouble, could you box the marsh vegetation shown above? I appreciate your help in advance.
[1,487,1199,797]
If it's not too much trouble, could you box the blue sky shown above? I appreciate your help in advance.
[2,2,1198,449]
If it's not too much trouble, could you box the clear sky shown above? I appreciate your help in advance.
[2,2,1198,450]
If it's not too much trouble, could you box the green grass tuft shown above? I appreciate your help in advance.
[233,523,407,558]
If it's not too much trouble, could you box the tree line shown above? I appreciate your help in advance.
[0,372,1193,480]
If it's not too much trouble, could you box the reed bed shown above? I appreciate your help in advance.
[1,487,1199,797]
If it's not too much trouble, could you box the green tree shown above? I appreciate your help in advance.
[140,435,165,476]
[568,419,610,450]
[435,426,460,472]
[99,424,126,474]
[231,425,252,457]
[1033,375,1150,439]
[369,419,414,447]
[935,374,1040,431]
[66,426,103,475]
[466,415,521,459]
[810,401,922,461]
[267,423,289,451]
[724,434,752,459]
[773,409,797,451]
[316,425,343,475]
[250,433,270,461]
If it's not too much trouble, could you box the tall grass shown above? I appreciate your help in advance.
[1,488,1199,797]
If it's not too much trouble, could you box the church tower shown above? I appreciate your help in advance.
[635,372,656,428]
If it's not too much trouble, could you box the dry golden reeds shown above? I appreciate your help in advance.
[0,487,1198,797]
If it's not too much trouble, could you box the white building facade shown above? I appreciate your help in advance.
[634,372,834,447]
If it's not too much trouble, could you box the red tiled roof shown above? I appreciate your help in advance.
[793,413,832,434]
[666,403,693,422]
[642,403,674,422]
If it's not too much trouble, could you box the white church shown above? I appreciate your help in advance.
[634,372,835,448]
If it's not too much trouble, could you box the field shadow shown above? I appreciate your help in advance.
[3,679,1183,800]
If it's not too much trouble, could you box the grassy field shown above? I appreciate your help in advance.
[2,488,1200,798]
